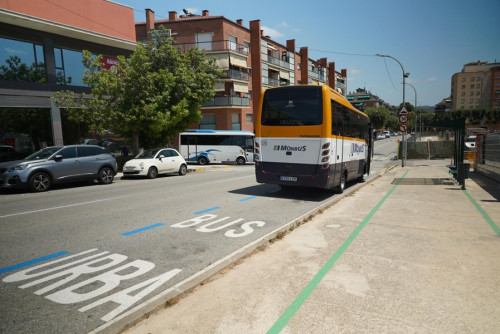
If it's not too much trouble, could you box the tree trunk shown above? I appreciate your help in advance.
[132,130,140,155]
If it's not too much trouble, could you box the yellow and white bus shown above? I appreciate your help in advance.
[254,85,372,192]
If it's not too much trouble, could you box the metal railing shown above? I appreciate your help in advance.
[202,96,250,107]
[263,54,292,69]
[175,40,249,55]
[223,68,249,81]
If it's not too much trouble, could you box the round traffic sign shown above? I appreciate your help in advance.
[399,115,408,123]
[399,124,408,132]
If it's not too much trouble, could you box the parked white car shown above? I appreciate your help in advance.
[122,148,187,179]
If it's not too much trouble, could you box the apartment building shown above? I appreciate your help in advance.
[135,9,347,131]
[0,0,136,151]
[346,88,389,112]
[451,60,500,110]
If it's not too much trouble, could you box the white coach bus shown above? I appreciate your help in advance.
[179,130,255,165]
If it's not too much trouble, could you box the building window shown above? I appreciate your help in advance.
[246,113,253,124]
[195,32,214,51]
[0,37,46,83]
[200,114,216,129]
[231,113,240,130]
[471,77,474,81]
[228,35,237,51]
[461,84,465,89]
[54,48,87,86]
[470,84,474,89]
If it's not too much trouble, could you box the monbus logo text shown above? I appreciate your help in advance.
[351,143,365,153]
[273,145,307,152]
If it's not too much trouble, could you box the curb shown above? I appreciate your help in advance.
[103,165,397,334]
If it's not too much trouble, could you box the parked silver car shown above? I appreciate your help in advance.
[0,145,117,192]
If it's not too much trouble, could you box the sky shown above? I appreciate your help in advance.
[114,0,500,107]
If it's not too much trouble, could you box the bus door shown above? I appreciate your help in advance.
[333,136,344,186]
[245,136,255,162]
[187,136,198,162]
[366,125,374,175]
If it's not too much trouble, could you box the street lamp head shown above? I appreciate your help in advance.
[375,53,386,57]
[404,72,410,78]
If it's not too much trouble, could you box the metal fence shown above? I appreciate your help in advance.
[475,132,500,182]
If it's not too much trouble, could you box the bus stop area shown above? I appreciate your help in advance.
[123,160,500,334]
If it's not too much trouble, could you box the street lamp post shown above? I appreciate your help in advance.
[404,82,418,140]
[375,54,410,167]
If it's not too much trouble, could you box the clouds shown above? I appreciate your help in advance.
[261,26,284,39]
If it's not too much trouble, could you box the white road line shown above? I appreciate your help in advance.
[0,196,129,219]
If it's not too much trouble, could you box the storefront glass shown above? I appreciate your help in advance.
[0,108,53,157]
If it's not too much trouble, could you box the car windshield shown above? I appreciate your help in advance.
[134,148,160,159]
[24,147,62,160]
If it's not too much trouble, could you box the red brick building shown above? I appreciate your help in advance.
[135,9,348,132]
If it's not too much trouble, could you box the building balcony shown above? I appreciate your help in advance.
[202,96,250,108]
[222,68,249,82]
[175,40,248,56]
[262,76,291,87]
[263,54,292,70]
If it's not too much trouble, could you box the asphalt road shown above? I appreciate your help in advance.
[0,140,398,334]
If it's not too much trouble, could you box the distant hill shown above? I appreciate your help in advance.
[420,106,435,113]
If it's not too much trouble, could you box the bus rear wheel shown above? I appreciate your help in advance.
[336,171,346,194]
[197,156,208,165]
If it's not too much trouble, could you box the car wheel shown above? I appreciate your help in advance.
[336,171,346,194]
[147,167,158,179]
[236,156,246,165]
[178,164,187,176]
[29,171,51,192]
[98,167,114,184]
[198,156,208,165]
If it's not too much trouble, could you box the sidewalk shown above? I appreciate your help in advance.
[122,162,500,334]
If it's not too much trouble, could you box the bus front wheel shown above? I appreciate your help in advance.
[236,156,246,165]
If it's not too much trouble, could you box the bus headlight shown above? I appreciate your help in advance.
[321,156,329,163]
[254,154,260,161]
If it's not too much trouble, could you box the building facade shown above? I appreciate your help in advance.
[346,88,389,112]
[135,9,348,132]
[0,0,136,152]
[451,61,500,111]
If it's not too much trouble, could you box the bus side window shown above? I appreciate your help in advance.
[342,107,351,137]
[332,100,343,135]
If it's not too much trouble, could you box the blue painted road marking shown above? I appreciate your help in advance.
[0,251,69,274]
[239,196,256,202]
[122,223,165,236]
[194,207,221,215]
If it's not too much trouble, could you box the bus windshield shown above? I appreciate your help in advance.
[261,86,323,126]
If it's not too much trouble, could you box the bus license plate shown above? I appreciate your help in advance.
[280,176,297,182]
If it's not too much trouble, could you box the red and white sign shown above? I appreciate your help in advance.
[399,106,409,115]
[399,114,408,123]
[399,124,408,132]
[100,56,119,70]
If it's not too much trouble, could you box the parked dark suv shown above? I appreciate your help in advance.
[0,145,117,192]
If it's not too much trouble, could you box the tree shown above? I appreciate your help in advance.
[53,28,222,151]
[364,106,391,130]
